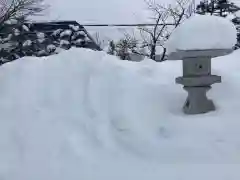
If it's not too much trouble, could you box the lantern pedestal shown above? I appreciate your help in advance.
[168,49,232,115]
[183,86,214,114]
[176,75,221,114]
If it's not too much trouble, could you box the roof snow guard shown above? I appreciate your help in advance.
[0,21,101,64]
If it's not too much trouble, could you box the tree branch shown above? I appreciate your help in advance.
[0,0,47,25]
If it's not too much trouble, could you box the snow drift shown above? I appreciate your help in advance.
[0,48,240,180]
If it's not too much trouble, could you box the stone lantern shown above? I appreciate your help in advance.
[168,49,233,114]
[165,14,237,115]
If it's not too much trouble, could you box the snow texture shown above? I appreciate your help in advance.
[37,32,46,43]
[53,29,62,36]
[0,48,240,180]
[4,19,18,25]
[74,39,84,44]
[37,32,45,39]
[75,31,85,36]
[14,29,20,36]
[22,40,32,47]
[60,40,70,46]
[69,25,80,31]
[236,10,240,17]
[37,50,48,56]
[60,30,72,37]
[166,15,237,54]
[22,25,29,32]
[47,44,56,52]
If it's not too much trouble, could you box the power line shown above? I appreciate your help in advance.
[82,23,176,27]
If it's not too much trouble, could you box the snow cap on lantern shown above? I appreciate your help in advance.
[166,14,237,54]
[166,15,237,115]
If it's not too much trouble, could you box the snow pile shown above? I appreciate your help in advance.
[0,48,240,180]
[166,15,237,53]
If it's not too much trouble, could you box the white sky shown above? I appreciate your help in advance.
[39,0,180,24]
[36,0,239,43]
[39,0,240,24]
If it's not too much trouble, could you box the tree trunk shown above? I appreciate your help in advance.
[210,0,215,15]
[150,43,156,60]
[160,47,167,61]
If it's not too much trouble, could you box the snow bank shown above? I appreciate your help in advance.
[166,15,237,54]
[0,48,240,180]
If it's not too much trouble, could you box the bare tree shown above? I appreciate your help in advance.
[0,0,47,25]
[135,0,195,61]
[138,0,169,60]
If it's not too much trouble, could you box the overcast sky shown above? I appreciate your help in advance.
[38,0,196,23]
[37,0,240,24]
[35,0,239,42]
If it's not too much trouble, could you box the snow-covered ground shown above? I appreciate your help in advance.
[0,48,240,180]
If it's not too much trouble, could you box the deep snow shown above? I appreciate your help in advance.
[0,48,240,180]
